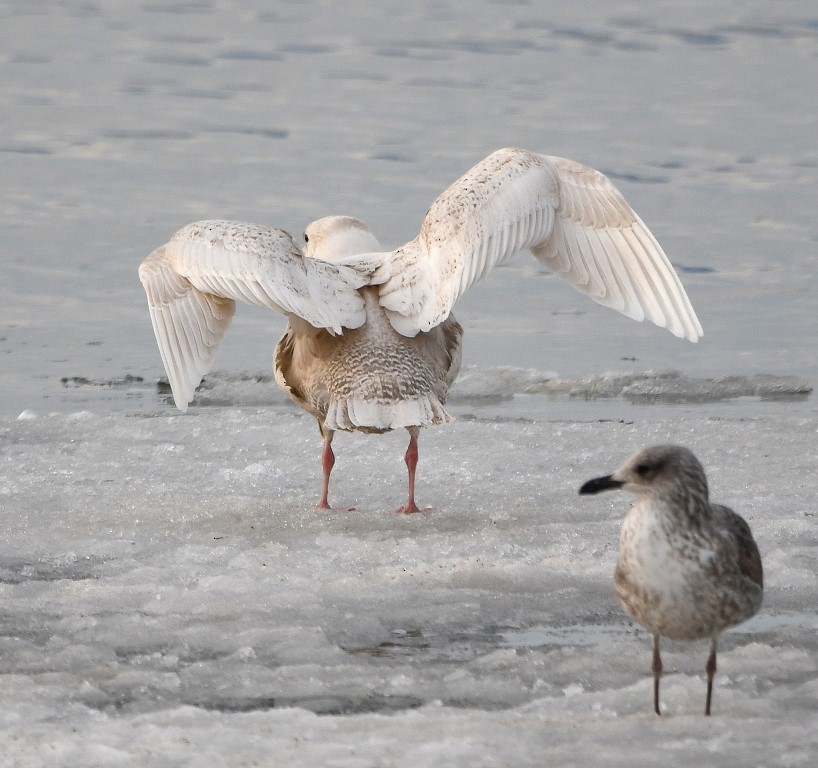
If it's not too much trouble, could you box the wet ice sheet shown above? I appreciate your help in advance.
[500,611,818,649]
[1,403,817,766]
[31,366,815,421]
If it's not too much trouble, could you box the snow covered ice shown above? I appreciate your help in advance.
[2,0,818,765]
[2,388,817,766]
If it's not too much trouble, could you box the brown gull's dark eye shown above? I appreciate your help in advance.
[635,463,651,476]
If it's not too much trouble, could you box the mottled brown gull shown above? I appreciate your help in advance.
[139,148,703,513]
[579,445,763,715]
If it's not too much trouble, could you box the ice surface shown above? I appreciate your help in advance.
[1,400,817,766]
[2,0,818,764]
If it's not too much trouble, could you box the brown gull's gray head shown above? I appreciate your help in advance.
[579,444,709,505]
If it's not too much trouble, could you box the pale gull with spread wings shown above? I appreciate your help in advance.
[139,147,703,513]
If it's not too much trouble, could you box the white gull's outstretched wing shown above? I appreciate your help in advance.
[138,220,377,411]
[375,148,702,342]
[532,155,702,341]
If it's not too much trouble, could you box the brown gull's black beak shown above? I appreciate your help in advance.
[579,475,624,495]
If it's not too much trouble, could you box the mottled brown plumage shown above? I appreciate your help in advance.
[275,288,462,436]
[580,445,763,715]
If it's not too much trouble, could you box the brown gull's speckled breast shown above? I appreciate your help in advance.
[614,495,763,641]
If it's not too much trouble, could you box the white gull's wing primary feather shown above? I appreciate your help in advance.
[138,220,378,411]
[139,244,236,411]
[532,156,703,341]
[375,148,702,341]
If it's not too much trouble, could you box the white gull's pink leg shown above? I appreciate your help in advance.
[316,429,335,509]
[396,427,421,515]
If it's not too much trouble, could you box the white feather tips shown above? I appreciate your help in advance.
[138,245,236,411]
[325,394,453,432]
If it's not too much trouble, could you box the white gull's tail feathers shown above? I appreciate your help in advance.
[324,393,454,433]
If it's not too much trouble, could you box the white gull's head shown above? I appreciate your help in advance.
[303,216,381,261]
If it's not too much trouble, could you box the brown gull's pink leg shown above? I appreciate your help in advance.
[705,636,718,716]
[652,634,662,716]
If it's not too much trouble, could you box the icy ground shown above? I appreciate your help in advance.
[1,376,816,767]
